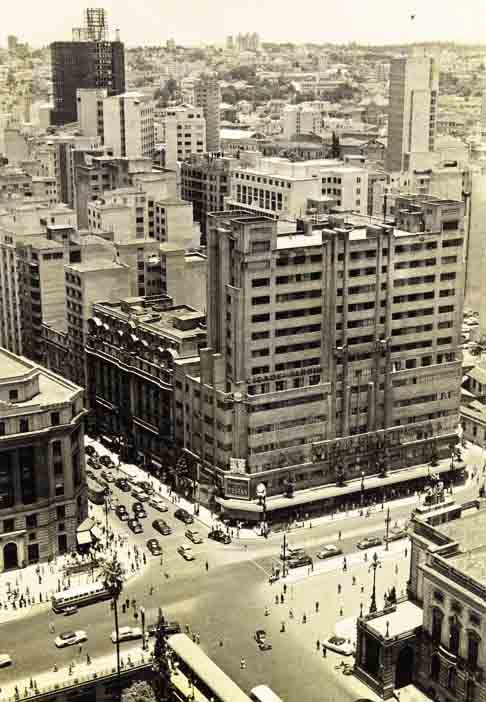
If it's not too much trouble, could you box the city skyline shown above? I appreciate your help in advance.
[4,0,486,48]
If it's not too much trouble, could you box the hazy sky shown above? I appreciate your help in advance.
[4,0,486,47]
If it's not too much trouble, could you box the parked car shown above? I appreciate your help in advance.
[101,470,114,483]
[174,508,194,525]
[55,630,88,648]
[316,545,342,560]
[131,489,150,502]
[63,605,78,616]
[132,502,147,519]
[0,654,12,667]
[208,529,231,544]
[152,519,172,536]
[85,445,97,457]
[322,635,355,656]
[185,529,203,544]
[128,518,143,534]
[111,626,142,644]
[148,496,168,513]
[254,629,272,651]
[115,505,129,521]
[357,536,382,550]
[135,480,154,495]
[147,621,181,637]
[115,478,130,492]
[287,554,313,569]
[280,547,307,561]
[146,538,162,556]
[385,528,408,543]
[86,469,95,480]
[99,456,115,468]
[177,545,195,561]
[87,457,100,469]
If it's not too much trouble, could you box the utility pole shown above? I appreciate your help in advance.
[141,606,146,650]
[369,552,381,613]
[385,507,391,551]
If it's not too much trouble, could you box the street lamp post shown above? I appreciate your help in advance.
[140,606,146,651]
[360,471,365,508]
[369,552,382,613]
[384,507,391,551]
[282,532,288,579]
[256,483,267,536]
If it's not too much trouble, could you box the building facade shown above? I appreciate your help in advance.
[192,74,221,153]
[177,196,465,521]
[158,105,206,170]
[0,348,87,571]
[103,92,155,160]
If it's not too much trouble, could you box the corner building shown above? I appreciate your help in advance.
[179,196,465,521]
[0,349,87,571]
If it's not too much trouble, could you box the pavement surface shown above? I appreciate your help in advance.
[0,439,483,702]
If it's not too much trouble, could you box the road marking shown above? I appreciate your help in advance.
[249,558,272,577]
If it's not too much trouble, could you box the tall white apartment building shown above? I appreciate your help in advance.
[0,229,22,355]
[103,92,155,159]
[386,55,439,172]
[76,88,108,142]
[158,105,206,170]
[227,153,368,218]
[192,74,221,153]
[282,104,322,139]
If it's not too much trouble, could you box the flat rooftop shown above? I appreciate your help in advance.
[367,601,423,639]
[0,350,34,379]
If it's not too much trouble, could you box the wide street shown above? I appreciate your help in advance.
[0,446,482,701]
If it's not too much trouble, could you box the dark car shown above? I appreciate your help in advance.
[86,457,100,469]
[99,455,115,468]
[85,445,97,457]
[146,538,162,556]
[152,519,172,536]
[280,547,307,562]
[208,529,231,544]
[357,536,382,550]
[135,480,154,495]
[147,621,181,637]
[101,470,114,484]
[115,505,129,521]
[254,629,272,651]
[287,554,313,569]
[174,508,194,525]
[132,502,148,519]
[128,518,143,534]
[115,478,130,492]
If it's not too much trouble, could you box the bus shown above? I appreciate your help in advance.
[250,685,284,702]
[167,633,251,702]
[52,581,111,613]
[87,477,107,505]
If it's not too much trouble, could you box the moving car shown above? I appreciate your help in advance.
[147,621,181,637]
[174,508,194,525]
[100,470,114,483]
[87,457,100,469]
[287,554,313,569]
[99,456,115,468]
[185,529,203,544]
[131,489,149,502]
[54,630,88,648]
[208,529,231,544]
[322,635,355,656]
[0,654,12,668]
[132,502,147,519]
[128,518,143,534]
[135,480,154,495]
[115,505,129,521]
[316,544,342,560]
[280,547,307,561]
[177,545,195,561]
[111,626,142,644]
[152,519,172,536]
[385,528,408,543]
[148,496,168,512]
[85,445,97,457]
[146,538,163,556]
[357,536,382,550]
[115,478,130,492]
[63,605,78,616]
[254,629,272,651]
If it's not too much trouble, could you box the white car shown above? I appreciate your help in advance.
[316,544,343,560]
[177,545,196,561]
[55,630,88,648]
[149,496,168,512]
[111,626,143,644]
[323,635,355,656]
[0,654,12,668]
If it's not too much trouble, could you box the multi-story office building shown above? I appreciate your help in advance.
[282,104,322,139]
[0,348,87,571]
[158,105,206,170]
[177,196,465,521]
[386,54,439,173]
[180,154,232,241]
[192,74,221,153]
[85,296,206,465]
[0,229,22,355]
[50,10,125,125]
[103,92,155,159]
[76,88,108,143]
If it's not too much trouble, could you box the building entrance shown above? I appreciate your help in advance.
[395,645,414,688]
[3,541,19,570]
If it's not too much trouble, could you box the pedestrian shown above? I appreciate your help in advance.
[275,595,279,605]
[192,633,196,643]
[395,564,399,575]
[280,593,284,604]
[337,583,341,594]
[322,645,327,658]
[49,622,55,634]
[338,530,342,540]
[185,624,190,635]
[196,634,200,645]
[265,607,270,616]
[149,586,154,596]
[316,639,320,651]
[315,601,319,613]
[205,560,209,572]
[280,621,285,633]
[343,556,347,572]
[289,608,294,619]
[240,658,246,670]
[219,640,223,647]
[361,585,364,594]
[352,576,356,586]
[405,548,408,558]
[340,607,343,617]
[78,644,83,655]
[364,552,368,563]
[283,584,287,595]
[302,614,307,624]
[86,653,91,665]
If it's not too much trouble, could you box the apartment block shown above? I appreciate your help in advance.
[282,104,322,139]
[192,74,221,153]
[76,88,108,142]
[159,244,207,312]
[180,154,232,241]
[103,92,155,159]
[0,348,87,571]
[177,197,464,521]
[158,105,206,170]
[0,229,22,355]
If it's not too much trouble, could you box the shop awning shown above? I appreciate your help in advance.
[76,531,92,546]
[77,517,95,533]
